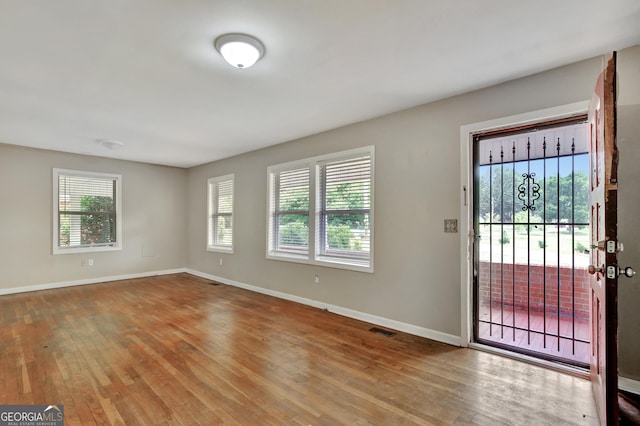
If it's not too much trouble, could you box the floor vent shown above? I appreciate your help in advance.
[369,327,396,337]
[208,281,221,286]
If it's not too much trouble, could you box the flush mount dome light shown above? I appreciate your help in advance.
[214,33,265,69]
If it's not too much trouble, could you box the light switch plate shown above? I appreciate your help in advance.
[444,219,458,233]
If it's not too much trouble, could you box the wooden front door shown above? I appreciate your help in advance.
[587,52,618,425]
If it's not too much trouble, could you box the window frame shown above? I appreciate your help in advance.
[266,146,374,273]
[52,168,122,255]
[316,154,372,266]
[266,161,311,260]
[207,174,235,253]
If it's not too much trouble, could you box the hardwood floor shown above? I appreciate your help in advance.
[1,274,598,425]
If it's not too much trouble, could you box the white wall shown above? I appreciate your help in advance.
[187,55,603,340]
[0,144,188,290]
[617,45,640,380]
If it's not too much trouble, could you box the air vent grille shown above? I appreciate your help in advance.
[369,327,396,337]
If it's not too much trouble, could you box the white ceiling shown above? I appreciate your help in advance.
[1,1,639,168]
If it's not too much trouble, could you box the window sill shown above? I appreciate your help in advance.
[315,256,373,273]
[266,252,373,273]
[53,245,121,255]
[207,246,234,254]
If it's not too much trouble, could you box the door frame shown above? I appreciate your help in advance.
[459,101,590,347]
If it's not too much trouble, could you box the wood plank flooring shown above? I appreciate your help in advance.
[0,273,598,425]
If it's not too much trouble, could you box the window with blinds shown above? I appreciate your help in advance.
[317,155,371,264]
[268,167,310,256]
[266,146,374,272]
[53,169,122,254]
[207,174,234,252]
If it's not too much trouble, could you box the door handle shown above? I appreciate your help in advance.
[619,266,636,278]
[588,264,636,278]
[588,265,604,275]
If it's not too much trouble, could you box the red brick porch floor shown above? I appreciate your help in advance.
[477,304,590,366]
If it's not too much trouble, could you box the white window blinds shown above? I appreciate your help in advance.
[53,169,122,254]
[266,146,374,272]
[269,167,310,255]
[317,155,372,264]
[208,174,234,252]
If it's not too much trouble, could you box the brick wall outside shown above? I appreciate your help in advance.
[478,262,590,320]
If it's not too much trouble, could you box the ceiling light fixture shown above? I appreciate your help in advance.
[214,33,265,69]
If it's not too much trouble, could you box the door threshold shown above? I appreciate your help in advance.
[469,342,589,379]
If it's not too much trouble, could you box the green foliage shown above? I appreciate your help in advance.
[499,231,510,245]
[326,183,368,229]
[513,211,532,233]
[279,222,308,247]
[479,167,517,222]
[575,241,589,253]
[541,172,589,224]
[279,188,309,211]
[327,225,352,249]
[278,181,369,250]
[538,240,547,248]
[80,195,115,244]
[479,167,589,225]
[326,183,365,208]
[60,222,70,246]
[278,187,309,226]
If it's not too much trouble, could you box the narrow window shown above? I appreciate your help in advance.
[207,174,234,252]
[53,169,122,254]
[268,167,310,258]
[317,154,372,267]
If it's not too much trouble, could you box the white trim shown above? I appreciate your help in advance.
[53,168,123,255]
[0,268,187,296]
[187,269,460,347]
[459,101,590,347]
[619,376,640,395]
[265,252,374,274]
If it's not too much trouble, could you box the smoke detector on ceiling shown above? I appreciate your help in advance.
[95,139,125,150]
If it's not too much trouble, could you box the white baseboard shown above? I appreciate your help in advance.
[619,376,640,395]
[187,269,461,347]
[0,268,188,296]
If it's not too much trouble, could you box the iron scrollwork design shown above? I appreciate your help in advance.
[517,173,541,211]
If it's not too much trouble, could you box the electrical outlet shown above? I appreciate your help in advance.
[88,259,94,267]
[314,274,320,284]
[219,258,223,266]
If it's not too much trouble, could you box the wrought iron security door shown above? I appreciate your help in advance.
[473,118,591,366]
